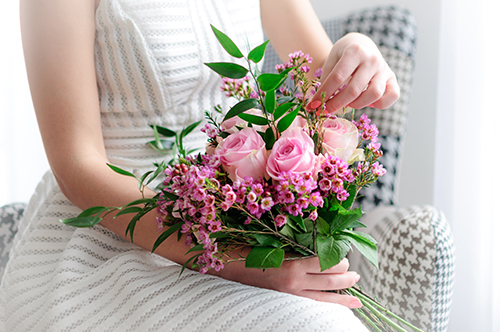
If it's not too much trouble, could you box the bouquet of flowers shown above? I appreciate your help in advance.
[62,26,425,332]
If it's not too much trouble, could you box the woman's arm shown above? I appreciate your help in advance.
[21,0,361,308]
[261,0,400,112]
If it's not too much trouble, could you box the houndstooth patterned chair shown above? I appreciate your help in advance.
[262,4,455,332]
[1,5,454,332]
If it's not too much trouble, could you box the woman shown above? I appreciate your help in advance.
[1,0,399,330]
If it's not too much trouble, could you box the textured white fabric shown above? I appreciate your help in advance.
[0,0,367,330]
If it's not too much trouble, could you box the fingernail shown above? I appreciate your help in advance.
[368,103,375,108]
[354,274,361,283]
[349,298,363,309]
[308,100,321,109]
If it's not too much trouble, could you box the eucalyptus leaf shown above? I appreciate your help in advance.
[245,246,285,269]
[186,243,204,254]
[107,164,136,178]
[264,89,276,114]
[316,235,351,271]
[61,216,102,228]
[149,124,176,137]
[248,40,269,63]
[180,120,202,140]
[125,198,154,207]
[257,73,285,91]
[223,98,259,122]
[115,206,144,217]
[210,25,244,58]
[276,108,299,133]
[78,206,109,218]
[237,113,269,126]
[205,62,248,79]
[264,127,276,150]
[273,102,296,121]
[152,222,183,252]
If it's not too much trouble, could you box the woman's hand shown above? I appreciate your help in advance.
[213,256,362,308]
[307,33,400,113]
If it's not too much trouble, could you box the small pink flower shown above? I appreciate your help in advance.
[309,210,318,221]
[275,214,287,227]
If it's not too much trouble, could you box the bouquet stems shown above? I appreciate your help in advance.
[346,287,426,332]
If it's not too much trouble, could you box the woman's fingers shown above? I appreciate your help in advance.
[347,72,387,109]
[323,63,375,112]
[304,271,360,291]
[300,290,362,308]
[372,74,400,109]
[307,48,361,110]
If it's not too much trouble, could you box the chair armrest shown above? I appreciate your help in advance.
[349,205,455,332]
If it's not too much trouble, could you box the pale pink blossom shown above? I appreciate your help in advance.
[322,118,359,163]
[216,127,269,181]
[266,127,318,180]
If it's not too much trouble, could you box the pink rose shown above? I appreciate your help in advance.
[322,118,359,162]
[266,127,317,180]
[215,127,268,181]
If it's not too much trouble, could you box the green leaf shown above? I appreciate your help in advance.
[209,231,231,239]
[295,232,313,248]
[180,254,200,276]
[264,89,276,114]
[257,73,286,91]
[210,25,244,58]
[186,243,204,254]
[334,207,363,232]
[125,198,154,207]
[78,206,109,218]
[205,62,248,79]
[317,217,330,235]
[163,192,179,201]
[237,113,269,126]
[115,206,144,217]
[138,170,154,190]
[277,96,294,104]
[107,164,136,178]
[341,184,358,209]
[273,102,296,121]
[316,235,351,271]
[279,224,296,240]
[146,162,167,186]
[152,223,183,252]
[276,108,299,133]
[245,247,285,269]
[180,120,202,140]
[248,40,269,63]
[341,230,378,268]
[264,127,276,150]
[61,216,102,228]
[147,140,174,151]
[253,234,281,248]
[149,124,176,137]
[289,215,306,232]
[223,98,260,121]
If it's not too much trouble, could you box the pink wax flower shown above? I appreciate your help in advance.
[216,127,268,182]
[266,127,318,180]
[322,118,359,163]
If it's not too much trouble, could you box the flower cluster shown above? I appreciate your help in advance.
[317,155,355,202]
[273,171,323,223]
[158,160,225,273]
[221,76,259,100]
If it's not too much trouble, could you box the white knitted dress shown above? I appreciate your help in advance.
[0,0,367,331]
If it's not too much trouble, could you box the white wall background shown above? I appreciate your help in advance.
[0,0,49,207]
[310,0,440,208]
